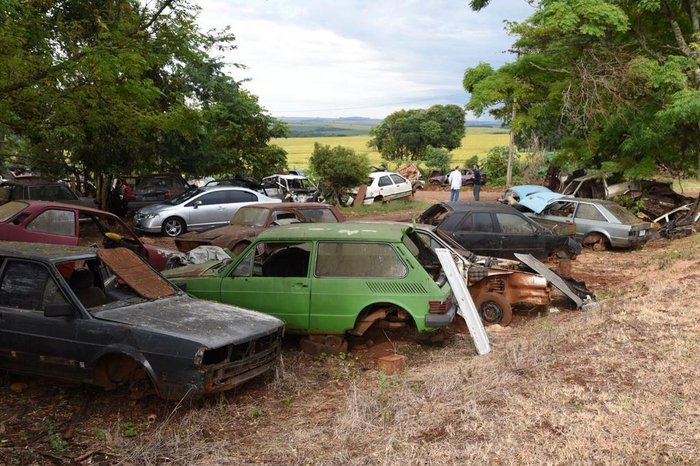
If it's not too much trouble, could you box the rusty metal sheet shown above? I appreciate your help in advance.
[97,248,176,299]
[514,253,583,308]
[353,185,367,208]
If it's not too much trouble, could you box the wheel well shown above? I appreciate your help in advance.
[93,353,155,392]
[583,231,611,244]
[349,303,416,336]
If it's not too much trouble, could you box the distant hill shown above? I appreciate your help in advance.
[280,117,503,137]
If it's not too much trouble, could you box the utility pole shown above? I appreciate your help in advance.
[506,48,521,187]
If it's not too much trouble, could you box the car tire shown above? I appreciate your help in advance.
[582,232,609,251]
[374,195,384,204]
[475,292,513,326]
[162,217,186,237]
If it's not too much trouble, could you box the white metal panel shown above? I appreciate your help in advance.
[435,248,491,355]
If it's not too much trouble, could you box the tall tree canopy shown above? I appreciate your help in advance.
[464,0,700,181]
[368,104,466,161]
[0,0,286,181]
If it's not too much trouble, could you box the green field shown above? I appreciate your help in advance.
[273,127,510,170]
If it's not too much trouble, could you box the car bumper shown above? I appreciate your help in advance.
[424,303,457,328]
[133,216,164,233]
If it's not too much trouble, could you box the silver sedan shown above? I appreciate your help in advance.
[134,186,281,237]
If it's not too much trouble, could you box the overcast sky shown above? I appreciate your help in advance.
[197,0,535,119]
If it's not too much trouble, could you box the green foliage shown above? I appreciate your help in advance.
[464,155,480,169]
[368,105,465,161]
[0,0,286,181]
[46,420,68,451]
[482,146,519,181]
[121,420,138,438]
[309,143,370,205]
[423,146,451,173]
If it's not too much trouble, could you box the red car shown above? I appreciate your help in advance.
[0,201,175,270]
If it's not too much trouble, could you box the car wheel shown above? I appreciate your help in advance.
[475,292,513,326]
[162,217,186,237]
[374,195,384,204]
[582,232,609,251]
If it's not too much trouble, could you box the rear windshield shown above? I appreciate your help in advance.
[298,208,338,223]
[231,207,270,226]
[604,202,642,224]
[0,201,27,222]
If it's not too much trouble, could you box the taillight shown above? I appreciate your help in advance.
[429,299,450,314]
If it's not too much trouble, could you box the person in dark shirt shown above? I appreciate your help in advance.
[472,164,481,201]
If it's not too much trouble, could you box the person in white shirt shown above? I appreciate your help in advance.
[448,165,462,202]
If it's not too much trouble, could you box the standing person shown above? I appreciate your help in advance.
[472,164,482,201]
[448,165,462,202]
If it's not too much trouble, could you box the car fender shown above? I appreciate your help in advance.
[88,343,159,384]
[582,228,612,242]
[351,299,424,334]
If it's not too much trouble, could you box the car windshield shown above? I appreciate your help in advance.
[603,202,642,224]
[288,178,313,190]
[0,201,27,222]
[298,208,338,223]
[167,188,203,205]
[230,207,270,226]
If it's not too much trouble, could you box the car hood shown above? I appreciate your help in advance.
[519,192,568,214]
[161,260,226,278]
[509,185,552,199]
[136,203,175,215]
[94,295,283,348]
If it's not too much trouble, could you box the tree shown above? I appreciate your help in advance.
[464,0,700,191]
[0,0,287,205]
[309,143,370,205]
[368,105,465,161]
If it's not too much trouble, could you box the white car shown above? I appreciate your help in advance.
[261,174,320,202]
[349,171,413,205]
[133,186,281,237]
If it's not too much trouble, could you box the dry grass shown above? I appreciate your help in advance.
[2,236,699,464]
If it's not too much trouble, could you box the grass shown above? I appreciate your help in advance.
[273,127,510,170]
[340,199,432,218]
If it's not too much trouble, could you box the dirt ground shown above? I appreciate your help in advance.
[1,198,699,464]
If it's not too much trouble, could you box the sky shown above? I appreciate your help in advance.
[196,0,536,119]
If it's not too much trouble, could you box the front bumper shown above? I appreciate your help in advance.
[133,215,164,233]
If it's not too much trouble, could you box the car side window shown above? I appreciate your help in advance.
[316,242,407,278]
[390,174,406,185]
[575,203,607,222]
[231,242,311,278]
[26,209,75,236]
[378,176,392,187]
[0,260,68,311]
[228,191,258,203]
[496,213,537,234]
[195,191,229,206]
[459,212,494,232]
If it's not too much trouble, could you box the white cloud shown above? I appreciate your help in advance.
[197,0,534,118]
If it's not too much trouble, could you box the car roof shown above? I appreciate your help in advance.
[263,174,307,180]
[240,202,332,210]
[369,171,400,179]
[255,222,407,242]
[1,179,68,187]
[0,241,97,263]
[440,201,525,212]
[5,200,109,216]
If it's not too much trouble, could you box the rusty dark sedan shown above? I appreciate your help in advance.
[0,242,283,400]
[175,202,344,253]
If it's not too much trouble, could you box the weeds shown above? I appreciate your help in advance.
[46,419,68,451]
[121,420,138,438]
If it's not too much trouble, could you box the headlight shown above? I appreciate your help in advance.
[140,213,160,219]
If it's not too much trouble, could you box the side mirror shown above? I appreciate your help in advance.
[44,303,75,317]
[193,200,202,209]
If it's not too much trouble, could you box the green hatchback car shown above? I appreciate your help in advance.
[165,223,456,337]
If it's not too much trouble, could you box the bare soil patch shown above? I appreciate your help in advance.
[2,208,700,464]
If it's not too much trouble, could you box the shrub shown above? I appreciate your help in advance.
[309,143,370,205]
[482,146,520,182]
[423,146,451,174]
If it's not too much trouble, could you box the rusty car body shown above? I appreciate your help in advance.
[0,242,284,400]
[0,200,176,270]
[174,202,345,253]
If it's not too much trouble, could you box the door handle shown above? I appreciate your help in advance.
[295,283,309,288]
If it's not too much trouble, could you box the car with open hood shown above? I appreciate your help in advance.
[134,186,280,237]
[164,223,456,351]
[175,202,345,254]
[0,242,283,400]
[419,202,581,261]
[518,192,654,250]
[0,201,176,270]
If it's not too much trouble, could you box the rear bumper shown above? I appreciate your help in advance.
[425,303,457,328]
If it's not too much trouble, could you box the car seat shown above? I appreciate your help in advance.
[69,267,107,308]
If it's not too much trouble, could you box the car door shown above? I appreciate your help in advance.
[446,212,501,256]
[219,241,312,330]
[21,208,78,246]
[534,200,578,236]
[390,174,412,199]
[224,190,261,220]
[185,191,231,230]
[376,175,395,200]
[0,259,88,380]
[494,212,547,258]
